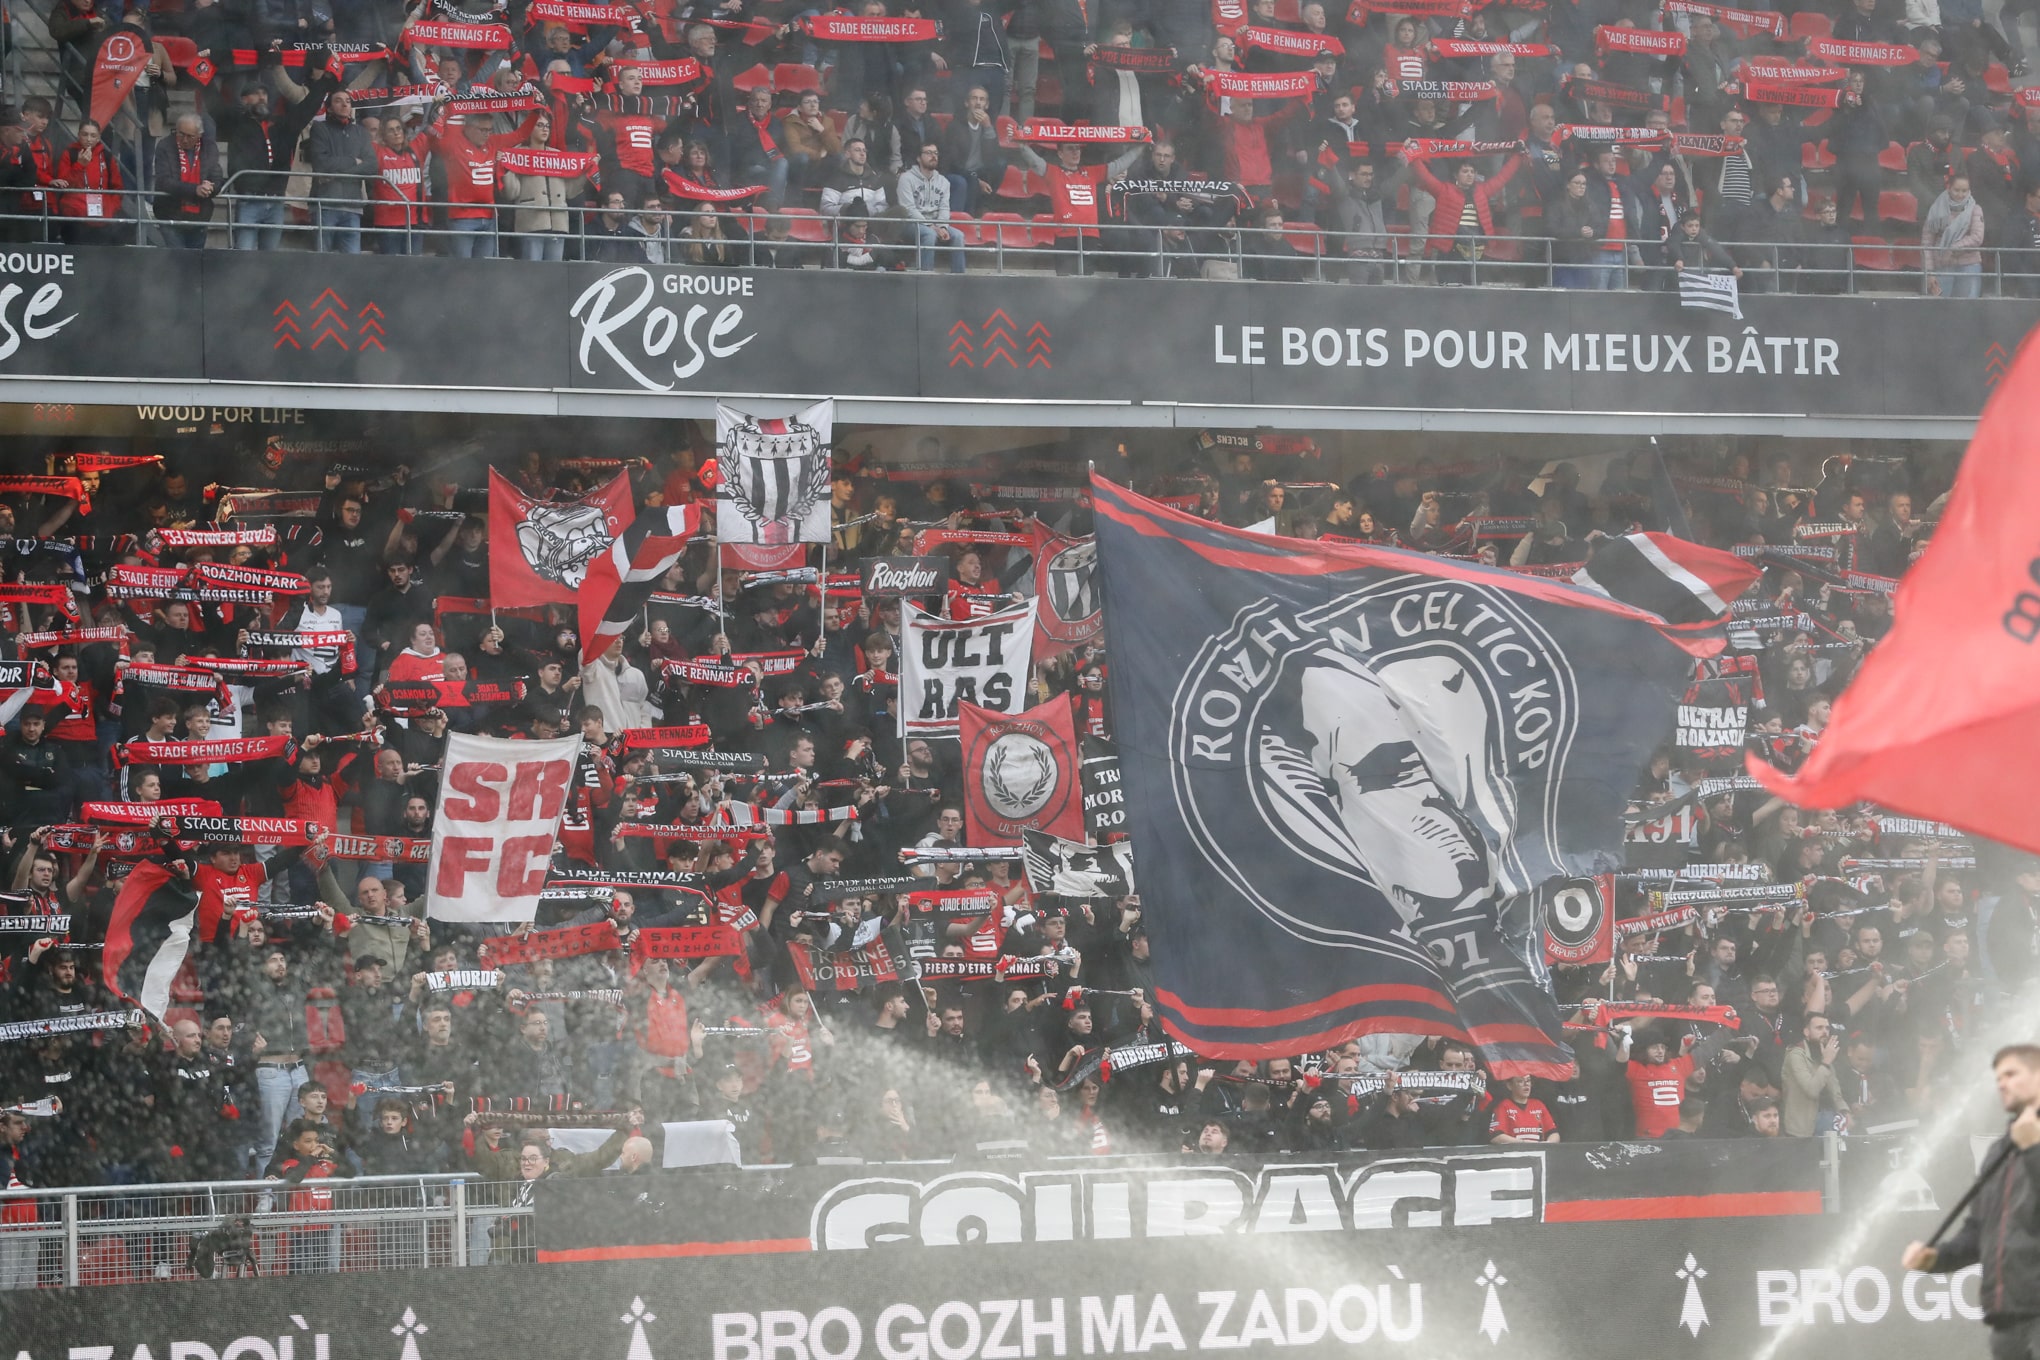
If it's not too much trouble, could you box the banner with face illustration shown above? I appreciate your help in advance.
[489,468,633,607]
[1090,476,1707,1077]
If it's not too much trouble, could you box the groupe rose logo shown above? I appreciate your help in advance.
[570,267,757,392]
[0,250,79,362]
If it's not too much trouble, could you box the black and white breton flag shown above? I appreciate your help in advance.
[1679,271,1742,320]
[577,504,702,665]
[1021,828,1136,899]
[1571,531,1759,631]
[715,399,834,546]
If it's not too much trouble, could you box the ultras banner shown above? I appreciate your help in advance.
[1090,477,1711,1076]
[10,1204,1978,1360]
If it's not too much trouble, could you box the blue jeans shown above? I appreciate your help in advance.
[233,196,285,251]
[741,157,790,209]
[1553,264,1595,289]
[1589,254,1626,288]
[913,219,967,272]
[254,1062,308,1164]
[519,232,565,261]
[318,205,361,254]
[377,225,416,255]
[446,217,495,257]
[162,221,208,249]
[1937,262,1983,297]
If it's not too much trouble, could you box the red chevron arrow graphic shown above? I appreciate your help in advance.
[311,288,346,311]
[1026,322,1050,339]
[1985,341,2011,388]
[984,308,1015,328]
[272,300,299,317]
[357,301,386,351]
[947,320,973,337]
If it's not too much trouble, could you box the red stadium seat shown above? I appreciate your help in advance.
[1879,189,1918,223]
[1283,224,1323,255]
[996,115,1020,146]
[949,211,982,244]
[773,63,823,93]
[1803,140,1837,169]
[1852,234,1919,271]
[1877,141,1908,172]
[978,211,1034,249]
[993,164,1035,199]
[781,207,830,242]
[1029,213,1063,246]
[828,109,849,135]
[1789,11,1832,39]
[1985,62,2012,94]
[732,63,772,93]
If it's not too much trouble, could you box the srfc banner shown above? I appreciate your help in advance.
[427,732,585,923]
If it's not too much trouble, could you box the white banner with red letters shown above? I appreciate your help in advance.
[426,732,584,923]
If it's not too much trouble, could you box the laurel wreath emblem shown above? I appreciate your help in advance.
[985,740,1055,815]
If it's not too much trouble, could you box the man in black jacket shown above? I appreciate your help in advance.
[213,58,331,250]
[1904,1044,2040,1345]
[154,113,222,248]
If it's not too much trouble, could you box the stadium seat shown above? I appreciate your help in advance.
[773,63,823,93]
[782,208,830,242]
[1789,11,1832,38]
[949,211,982,245]
[1879,189,1918,224]
[1803,141,1837,170]
[978,211,1034,250]
[996,115,1020,146]
[1273,0,1301,17]
[157,34,202,71]
[1283,224,1323,255]
[932,111,953,131]
[732,63,772,93]
[828,109,849,135]
[1852,234,1919,271]
[1029,213,1063,246]
[993,164,1036,199]
[1985,62,2012,94]
[1878,141,1908,173]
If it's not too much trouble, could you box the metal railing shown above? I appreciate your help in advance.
[0,1173,534,1287]
[1,182,2031,298]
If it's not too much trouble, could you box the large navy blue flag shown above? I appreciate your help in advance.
[1092,477,1713,1077]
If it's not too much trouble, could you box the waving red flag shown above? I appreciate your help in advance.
[1748,337,2040,851]
[91,29,152,129]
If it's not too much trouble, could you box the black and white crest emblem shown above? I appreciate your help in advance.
[516,500,611,589]
[1170,577,1580,952]
[980,729,1059,821]
[1045,539,1099,627]
[724,413,830,531]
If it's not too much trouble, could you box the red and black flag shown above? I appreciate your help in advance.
[786,934,906,992]
[489,468,633,608]
[959,695,1085,845]
[1748,335,2040,849]
[1570,531,1760,633]
[102,853,201,1021]
[1090,476,1715,1077]
[577,504,702,664]
[1029,520,1102,658]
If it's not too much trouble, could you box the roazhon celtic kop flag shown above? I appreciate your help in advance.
[1091,476,1713,1077]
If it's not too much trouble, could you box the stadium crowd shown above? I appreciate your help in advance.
[4,0,2040,289]
[0,436,2023,1280]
